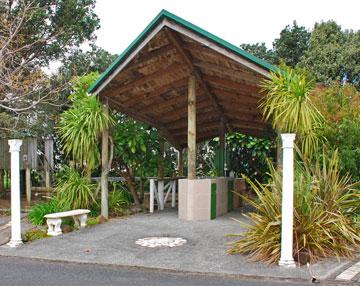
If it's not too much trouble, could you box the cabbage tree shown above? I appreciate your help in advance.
[260,66,324,158]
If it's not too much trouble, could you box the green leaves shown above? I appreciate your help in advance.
[260,66,324,158]
[55,167,97,210]
[228,150,360,264]
[112,114,160,177]
[58,80,114,172]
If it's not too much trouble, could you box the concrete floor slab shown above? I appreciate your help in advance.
[0,210,352,282]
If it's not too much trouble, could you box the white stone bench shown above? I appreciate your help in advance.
[44,209,90,236]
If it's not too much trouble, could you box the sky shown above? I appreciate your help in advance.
[94,0,360,55]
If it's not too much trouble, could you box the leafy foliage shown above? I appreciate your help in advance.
[240,43,275,63]
[112,114,163,178]
[59,44,117,80]
[273,21,310,67]
[195,134,274,182]
[228,150,360,264]
[227,133,274,182]
[58,74,114,172]
[1,0,100,65]
[28,198,63,225]
[260,66,324,157]
[240,21,310,67]
[23,229,48,242]
[0,0,100,137]
[55,167,97,210]
[312,84,360,181]
[300,21,360,89]
[108,190,132,216]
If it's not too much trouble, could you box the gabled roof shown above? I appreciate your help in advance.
[89,9,276,94]
[88,10,276,148]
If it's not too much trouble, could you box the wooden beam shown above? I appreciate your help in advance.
[131,44,175,66]
[104,96,181,150]
[111,62,188,94]
[193,60,262,86]
[167,110,219,130]
[111,77,188,109]
[165,28,233,133]
[163,19,270,78]
[178,148,184,176]
[188,75,196,179]
[93,21,167,95]
[203,74,259,93]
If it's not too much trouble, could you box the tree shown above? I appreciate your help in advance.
[0,0,100,136]
[240,42,275,63]
[312,84,360,181]
[58,73,114,177]
[111,114,181,207]
[300,21,360,88]
[273,21,310,67]
[59,44,117,80]
[260,66,324,157]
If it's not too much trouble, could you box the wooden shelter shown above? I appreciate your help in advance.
[89,10,277,219]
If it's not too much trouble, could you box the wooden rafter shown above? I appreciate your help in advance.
[112,62,188,94]
[104,96,181,150]
[165,28,233,133]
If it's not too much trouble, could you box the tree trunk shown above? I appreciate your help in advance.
[123,166,141,207]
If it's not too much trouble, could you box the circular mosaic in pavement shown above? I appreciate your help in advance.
[135,237,187,248]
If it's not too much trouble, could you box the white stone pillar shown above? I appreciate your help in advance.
[7,139,23,248]
[279,133,296,267]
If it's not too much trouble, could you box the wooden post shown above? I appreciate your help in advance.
[25,165,31,204]
[158,138,165,179]
[187,75,196,179]
[178,149,184,176]
[44,139,53,191]
[101,102,109,219]
[0,169,4,198]
[218,118,226,176]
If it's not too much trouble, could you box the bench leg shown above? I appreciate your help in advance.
[46,218,62,236]
[73,214,88,228]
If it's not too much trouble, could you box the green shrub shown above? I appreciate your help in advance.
[22,229,48,242]
[28,198,63,225]
[89,201,101,217]
[228,150,360,264]
[56,167,97,210]
[109,190,131,216]
[87,217,100,226]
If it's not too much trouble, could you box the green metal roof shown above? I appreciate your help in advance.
[88,9,277,94]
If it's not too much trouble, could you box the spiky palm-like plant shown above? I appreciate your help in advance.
[228,150,360,264]
[58,95,114,174]
[260,66,324,157]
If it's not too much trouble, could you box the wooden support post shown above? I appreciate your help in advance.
[25,166,31,205]
[178,149,184,176]
[171,181,176,208]
[0,169,4,198]
[188,75,196,179]
[44,139,53,191]
[218,118,226,176]
[149,179,155,213]
[158,138,165,179]
[101,102,109,219]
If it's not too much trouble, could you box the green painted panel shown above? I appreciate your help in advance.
[228,180,234,212]
[211,183,217,220]
[214,147,224,176]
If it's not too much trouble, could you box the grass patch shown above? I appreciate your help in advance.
[22,228,48,242]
